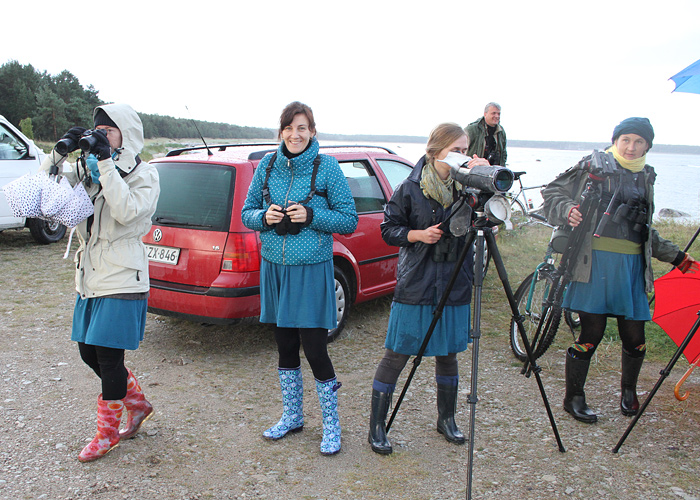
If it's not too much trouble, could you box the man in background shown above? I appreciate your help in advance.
[465,102,507,166]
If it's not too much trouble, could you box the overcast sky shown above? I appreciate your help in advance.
[5,0,700,145]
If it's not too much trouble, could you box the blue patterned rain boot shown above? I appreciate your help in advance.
[316,377,342,455]
[263,367,304,440]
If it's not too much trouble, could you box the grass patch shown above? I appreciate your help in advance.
[480,220,700,363]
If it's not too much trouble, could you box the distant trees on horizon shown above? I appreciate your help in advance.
[0,61,274,142]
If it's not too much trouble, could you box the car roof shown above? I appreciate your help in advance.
[158,143,402,164]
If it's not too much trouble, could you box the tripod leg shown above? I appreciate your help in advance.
[613,313,700,453]
[385,230,477,434]
[465,230,485,500]
[484,229,566,453]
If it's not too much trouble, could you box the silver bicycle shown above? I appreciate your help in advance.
[505,171,549,227]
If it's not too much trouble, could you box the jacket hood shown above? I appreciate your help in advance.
[93,103,143,173]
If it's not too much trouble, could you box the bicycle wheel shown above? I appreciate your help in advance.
[509,269,563,362]
[472,239,491,278]
[509,197,529,227]
[564,310,580,332]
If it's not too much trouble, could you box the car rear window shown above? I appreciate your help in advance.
[152,162,234,231]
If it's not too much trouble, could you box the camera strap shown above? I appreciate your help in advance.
[262,153,325,206]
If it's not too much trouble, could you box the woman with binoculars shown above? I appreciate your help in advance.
[242,101,357,455]
[542,117,698,424]
[367,123,489,455]
[41,103,160,461]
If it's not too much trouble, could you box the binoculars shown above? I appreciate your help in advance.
[54,130,102,156]
[273,209,303,236]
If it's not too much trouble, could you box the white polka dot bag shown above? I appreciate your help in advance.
[1,172,43,218]
[39,173,74,218]
[1,171,94,227]
[51,181,94,228]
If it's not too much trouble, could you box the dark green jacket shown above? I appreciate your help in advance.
[465,117,507,166]
[542,153,683,292]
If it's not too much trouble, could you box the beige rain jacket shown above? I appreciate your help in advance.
[41,103,160,298]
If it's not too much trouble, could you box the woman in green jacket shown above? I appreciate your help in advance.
[542,117,697,423]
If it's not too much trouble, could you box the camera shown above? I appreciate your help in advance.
[486,150,501,166]
[273,209,302,236]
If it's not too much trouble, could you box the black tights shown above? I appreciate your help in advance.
[571,312,646,360]
[374,349,459,386]
[78,343,128,400]
[274,327,335,381]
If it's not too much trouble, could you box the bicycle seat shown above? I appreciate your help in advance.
[512,171,526,180]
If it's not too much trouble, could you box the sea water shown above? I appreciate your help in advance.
[357,142,700,220]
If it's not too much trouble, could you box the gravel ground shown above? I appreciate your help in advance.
[1,228,699,500]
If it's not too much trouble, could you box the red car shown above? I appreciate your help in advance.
[143,143,414,340]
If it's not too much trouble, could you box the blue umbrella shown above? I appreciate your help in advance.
[670,58,700,94]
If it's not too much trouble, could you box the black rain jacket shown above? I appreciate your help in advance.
[381,156,474,306]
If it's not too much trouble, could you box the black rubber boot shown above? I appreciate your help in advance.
[436,384,465,444]
[563,350,598,423]
[368,389,393,455]
[620,349,645,416]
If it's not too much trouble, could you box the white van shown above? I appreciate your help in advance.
[0,115,66,243]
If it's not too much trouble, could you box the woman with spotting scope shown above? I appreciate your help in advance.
[542,117,698,424]
[368,123,489,455]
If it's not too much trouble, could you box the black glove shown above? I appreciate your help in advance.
[89,129,112,161]
[54,126,87,155]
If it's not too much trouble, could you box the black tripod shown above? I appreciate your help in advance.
[385,211,566,500]
[613,311,700,453]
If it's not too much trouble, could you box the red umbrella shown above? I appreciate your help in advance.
[652,268,700,365]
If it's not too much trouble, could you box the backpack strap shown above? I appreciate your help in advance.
[262,153,326,205]
[262,153,277,205]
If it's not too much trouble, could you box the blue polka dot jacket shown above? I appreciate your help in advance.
[242,138,358,266]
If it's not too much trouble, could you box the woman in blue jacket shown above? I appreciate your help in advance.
[368,123,488,455]
[242,101,357,455]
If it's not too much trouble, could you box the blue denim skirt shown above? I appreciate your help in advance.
[259,259,336,330]
[563,250,651,320]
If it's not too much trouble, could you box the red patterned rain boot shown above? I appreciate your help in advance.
[119,368,154,440]
[78,395,123,462]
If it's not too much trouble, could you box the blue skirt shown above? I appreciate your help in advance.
[563,250,651,320]
[71,294,147,350]
[259,259,336,330]
[385,301,471,357]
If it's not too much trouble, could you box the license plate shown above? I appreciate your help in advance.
[146,244,180,265]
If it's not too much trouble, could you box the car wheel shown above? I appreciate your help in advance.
[328,265,351,343]
[27,218,67,244]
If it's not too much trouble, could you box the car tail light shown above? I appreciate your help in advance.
[222,233,260,272]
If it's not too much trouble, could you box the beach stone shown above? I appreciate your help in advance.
[658,208,691,217]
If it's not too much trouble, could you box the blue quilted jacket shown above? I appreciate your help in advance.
[241,138,358,266]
